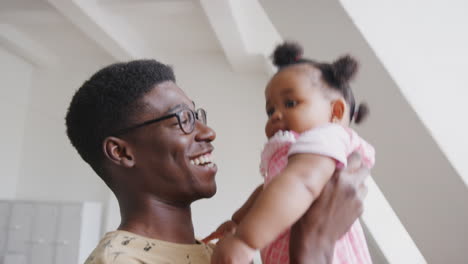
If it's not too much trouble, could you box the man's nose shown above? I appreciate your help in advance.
[194,121,216,142]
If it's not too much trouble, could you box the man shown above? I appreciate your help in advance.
[65,59,369,264]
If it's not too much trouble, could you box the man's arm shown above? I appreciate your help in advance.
[289,153,369,264]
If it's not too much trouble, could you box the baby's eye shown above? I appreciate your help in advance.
[285,100,297,108]
[266,107,274,117]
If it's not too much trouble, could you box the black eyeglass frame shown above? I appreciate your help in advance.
[113,108,207,136]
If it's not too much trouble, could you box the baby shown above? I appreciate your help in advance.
[209,42,375,264]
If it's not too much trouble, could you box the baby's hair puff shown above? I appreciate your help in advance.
[272,42,303,67]
[331,55,358,86]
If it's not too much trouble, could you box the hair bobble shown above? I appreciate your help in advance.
[272,42,304,67]
[353,103,369,124]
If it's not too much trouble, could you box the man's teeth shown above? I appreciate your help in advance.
[190,153,215,167]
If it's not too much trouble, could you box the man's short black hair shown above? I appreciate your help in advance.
[65,59,175,177]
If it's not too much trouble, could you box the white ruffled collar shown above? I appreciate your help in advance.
[259,130,299,178]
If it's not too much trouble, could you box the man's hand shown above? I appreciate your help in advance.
[289,153,370,264]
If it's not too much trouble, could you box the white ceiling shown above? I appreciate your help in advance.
[0,0,223,67]
[341,0,468,187]
[0,0,113,67]
[100,0,220,55]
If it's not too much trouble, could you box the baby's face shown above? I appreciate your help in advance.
[264,65,333,138]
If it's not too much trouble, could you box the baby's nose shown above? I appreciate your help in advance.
[271,110,283,121]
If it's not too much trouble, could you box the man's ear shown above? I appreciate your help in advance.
[330,99,346,123]
[103,137,135,168]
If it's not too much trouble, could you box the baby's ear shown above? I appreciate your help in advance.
[330,99,346,123]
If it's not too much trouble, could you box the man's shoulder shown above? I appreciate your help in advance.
[84,230,214,264]
[84,231,143,264]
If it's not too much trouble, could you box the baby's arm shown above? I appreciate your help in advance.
[236,153,336,250]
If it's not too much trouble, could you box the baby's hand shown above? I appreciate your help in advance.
[211,234,255,264]
[202,220,237,243]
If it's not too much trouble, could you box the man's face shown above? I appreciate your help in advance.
[125,81,217,205]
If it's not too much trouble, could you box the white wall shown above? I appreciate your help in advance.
[340,0,468,187]
[0,47,33,199]
[15,62,111,205]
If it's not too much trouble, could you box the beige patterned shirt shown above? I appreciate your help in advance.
[85,230,214,264]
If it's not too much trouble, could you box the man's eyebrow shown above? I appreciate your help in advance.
[166,103,187,114]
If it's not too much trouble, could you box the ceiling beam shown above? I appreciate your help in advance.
[45,0,147,61]
[0,23,58,67]
[200,0,280,74]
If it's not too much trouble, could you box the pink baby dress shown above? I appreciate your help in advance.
[259,123,375,264]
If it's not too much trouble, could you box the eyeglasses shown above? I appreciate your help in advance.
[114,108,207,136]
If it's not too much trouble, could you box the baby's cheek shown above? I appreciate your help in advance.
[289,116,307,132]
[292,116,318,134]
